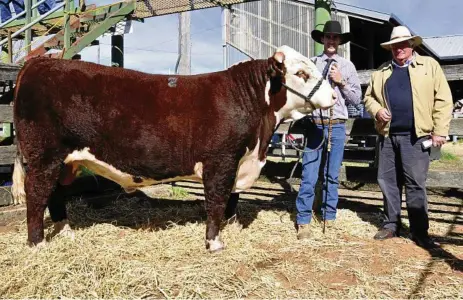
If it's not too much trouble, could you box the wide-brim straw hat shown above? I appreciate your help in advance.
[311,20,352,45]
[380,25,422,50]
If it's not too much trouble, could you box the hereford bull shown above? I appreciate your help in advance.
[12,45,336,251]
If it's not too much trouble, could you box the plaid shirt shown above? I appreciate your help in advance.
[311,53,362,120]
[347,103,365,118]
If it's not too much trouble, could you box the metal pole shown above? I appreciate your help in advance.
[25,0,32,54]
[7,31,12,63]
[97,42,100,64]
[314,0,331,56]
[111,35,124,67]
[222,7,228,70]
[312,0,331,216]
[64,0,71,53]
[32,0,37,18]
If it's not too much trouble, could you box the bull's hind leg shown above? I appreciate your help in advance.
[47,181,74,240]
[26,162,62,246]
[224,192,239,221]
[202,157,239,252]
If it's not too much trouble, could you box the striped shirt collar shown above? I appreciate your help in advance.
[320,53,339,62]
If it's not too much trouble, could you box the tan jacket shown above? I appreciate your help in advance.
[364,53,453,137]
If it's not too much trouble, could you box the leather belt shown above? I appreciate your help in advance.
[312,118,346,125]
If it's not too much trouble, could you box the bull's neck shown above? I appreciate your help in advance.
[228,60,284,161]
[228,60,270,108]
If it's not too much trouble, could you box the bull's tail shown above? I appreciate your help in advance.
[11,141,26,205]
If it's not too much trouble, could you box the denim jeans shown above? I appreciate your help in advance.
[0,0,56,22]
[296,122,346,225]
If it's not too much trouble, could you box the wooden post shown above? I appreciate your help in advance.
[111,35,124,68]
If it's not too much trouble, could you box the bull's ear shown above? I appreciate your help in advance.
[268,52,286,77]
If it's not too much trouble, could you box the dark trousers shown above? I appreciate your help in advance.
[377,134,430,236]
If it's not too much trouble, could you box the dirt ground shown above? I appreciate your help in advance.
[0,178,461,298]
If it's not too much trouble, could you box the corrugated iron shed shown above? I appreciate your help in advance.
[422,35,463,60]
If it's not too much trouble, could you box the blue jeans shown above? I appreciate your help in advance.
[296,122,346,225]
[0,0,56,22]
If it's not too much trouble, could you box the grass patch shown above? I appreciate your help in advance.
[170,186,189,199]
[440,151,460,161]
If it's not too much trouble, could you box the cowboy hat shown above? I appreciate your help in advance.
[380,26,422,50]
[311,20,352,45]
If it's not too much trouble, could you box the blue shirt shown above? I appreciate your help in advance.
[311,54,362,120]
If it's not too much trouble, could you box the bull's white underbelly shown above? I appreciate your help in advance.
[64,148,202,193]
[64,146,265,194]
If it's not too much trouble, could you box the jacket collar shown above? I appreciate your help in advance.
[381,52,424,72]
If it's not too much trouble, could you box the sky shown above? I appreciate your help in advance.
[80,0,463,75]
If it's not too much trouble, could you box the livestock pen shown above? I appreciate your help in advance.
[0,60,461,299]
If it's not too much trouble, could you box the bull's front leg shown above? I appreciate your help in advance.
[202,156,239,252]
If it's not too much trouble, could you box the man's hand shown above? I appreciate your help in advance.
[329,64,343,86]
[376,108,391,123]
[431,135,446,147]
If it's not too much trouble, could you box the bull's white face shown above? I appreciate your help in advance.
[273,45,336,121]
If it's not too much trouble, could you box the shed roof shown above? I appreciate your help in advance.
[296,0,463,61]
[421,35,463,60]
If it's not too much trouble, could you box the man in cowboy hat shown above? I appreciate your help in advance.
[295,20,362,239]
[364,25,453,249]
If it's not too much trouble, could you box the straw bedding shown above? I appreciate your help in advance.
[0,181,461,299]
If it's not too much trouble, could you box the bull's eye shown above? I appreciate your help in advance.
[295,71,305,76]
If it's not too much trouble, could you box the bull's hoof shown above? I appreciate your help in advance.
[28,239,47,252]
[223,214,238,225]
[206,237,225,253]
[48,220,75,241]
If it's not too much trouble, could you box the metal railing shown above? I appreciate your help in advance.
[0,0,75,62]
[0,2,65,47]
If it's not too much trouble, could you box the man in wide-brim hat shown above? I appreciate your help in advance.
[379,25,422,50]
[310,20,352,45]
[295,20,362,240]
[364,25,453,249]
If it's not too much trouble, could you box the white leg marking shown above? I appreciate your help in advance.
[31,240,48,252]
[207,236,224,252]
[51,220,75,240]
[12,155,26,205]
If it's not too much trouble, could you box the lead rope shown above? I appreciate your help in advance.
[322,60,336,234]
[323,103,334,234]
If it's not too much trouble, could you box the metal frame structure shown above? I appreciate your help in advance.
[224,0,350,66]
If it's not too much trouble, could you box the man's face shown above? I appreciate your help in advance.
[321,33,341,54]
[391,40,413,63]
